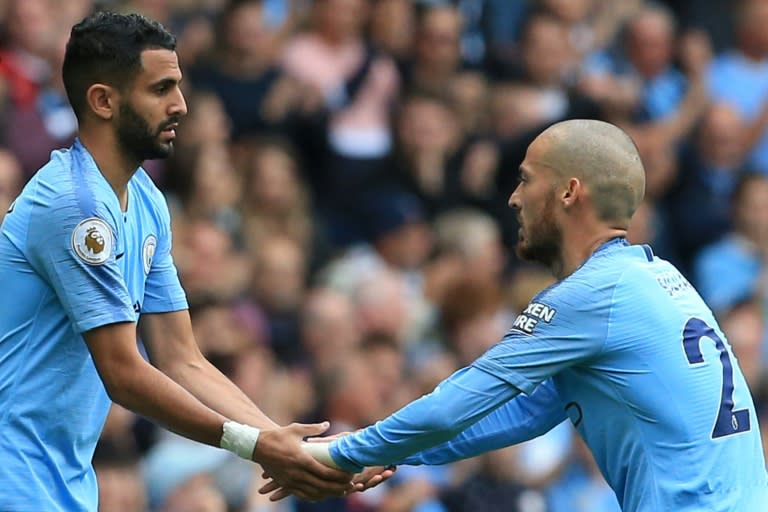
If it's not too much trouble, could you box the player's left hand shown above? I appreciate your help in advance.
[259,440,397,501]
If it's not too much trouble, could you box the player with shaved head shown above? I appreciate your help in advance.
[286,120,768,511]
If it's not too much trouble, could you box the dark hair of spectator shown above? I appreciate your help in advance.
[62,11,177,121]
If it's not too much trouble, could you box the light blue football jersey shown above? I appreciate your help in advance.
[331,238,768,511]
[0,139,187,511]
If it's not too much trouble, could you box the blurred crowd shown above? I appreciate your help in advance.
[2,0,768,511]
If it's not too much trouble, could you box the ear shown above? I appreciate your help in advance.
[561,177,581,208]
[85,83,118,121]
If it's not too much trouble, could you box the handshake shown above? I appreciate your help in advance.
[253,423,396,502]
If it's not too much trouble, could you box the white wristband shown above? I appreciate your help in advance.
[301,441,341,469]
[220,421,261,460]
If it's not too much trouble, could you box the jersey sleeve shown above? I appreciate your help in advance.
[399,378,567,466]
[141,193,187,314]
[329,365,523,472]
[472,277,611,395]
[26,194,136,333]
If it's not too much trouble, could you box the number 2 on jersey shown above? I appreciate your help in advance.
[682,318,751,439]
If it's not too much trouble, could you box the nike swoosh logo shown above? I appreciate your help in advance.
[115,252,125,260]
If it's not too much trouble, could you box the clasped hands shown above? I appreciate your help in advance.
[252,423,395,502]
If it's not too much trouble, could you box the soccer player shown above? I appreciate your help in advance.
[0,12,380,511]
[294,120,768,510]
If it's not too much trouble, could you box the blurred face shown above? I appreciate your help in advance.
[376,222,433,269]
[0,151,22,221]
[369,0,414,56]
[416,7,461,70]
[397,98,459,154]
[226,2,275,59]
[8,0,55,55]
[253,239,306,311]
[317,0,367,41]
[301,293,361,356]
[626,14,674,78]
[117,49,187,161]
[540,0,593,23]
[96,465,147,512]
[698,106,746,168]
[508,137,562,266]
[249,148,300,211]
[735,177,768,243]
[521,18,572,86]
[740,1,768,56]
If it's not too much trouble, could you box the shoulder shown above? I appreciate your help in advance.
[29,148,117,225]
[536,243,652,313]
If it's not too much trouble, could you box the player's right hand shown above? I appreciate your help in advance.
[251,422,355,502]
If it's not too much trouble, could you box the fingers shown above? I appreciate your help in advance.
[268,488,293,502]
[287,421,331,438]
[259,479,281,495]
[353,466,396,491]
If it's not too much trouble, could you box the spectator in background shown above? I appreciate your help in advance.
[438,278,509,366]
[663,103,748,271]
[248,234,308,365]
[369,0,416,64]
[432,208,507,286]
[174,219,251,303]
[693,173,768,316]
[720,298,766,391]
[440,445,548,512]
[190,0,315,139]
[299,288,362,375]
[0,149,22,223]
[181,142,243,238]
[352,270,415,348]
[581,3,684,121]
[282,0,399,206]
[707,0,768,174]
[406,3,464,95]
[502,12,598,123]
[240,138,318,260]
[93,440,148,512]
[142,435,231,512]
[1,0,78,176]
[547,435,621,512]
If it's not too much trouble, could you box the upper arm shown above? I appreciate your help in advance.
[473,279,611,394]
[83,321,143,397]
[27,196,135,333]
[139,309,203,373]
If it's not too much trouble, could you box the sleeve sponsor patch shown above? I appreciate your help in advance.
[510,302,557,335]
[71,217,113,265]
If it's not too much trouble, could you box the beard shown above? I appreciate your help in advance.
[516,193,561,268]
[116,101,176,162]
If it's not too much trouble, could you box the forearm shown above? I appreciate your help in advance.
[168,354,279,429]
[400,379,567,466]
[107,356,227,447]
[140,310,278,429]
[330,366,521,472]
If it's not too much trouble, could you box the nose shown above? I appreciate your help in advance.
[508,183,521,209]
[169,87,188,118]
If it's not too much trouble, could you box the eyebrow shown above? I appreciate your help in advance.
[149,76,182,88]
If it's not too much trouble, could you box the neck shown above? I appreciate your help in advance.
[79,129,140,210]
[554,228,627,279]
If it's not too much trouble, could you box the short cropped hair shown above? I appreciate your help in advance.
[62,11,176,120]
